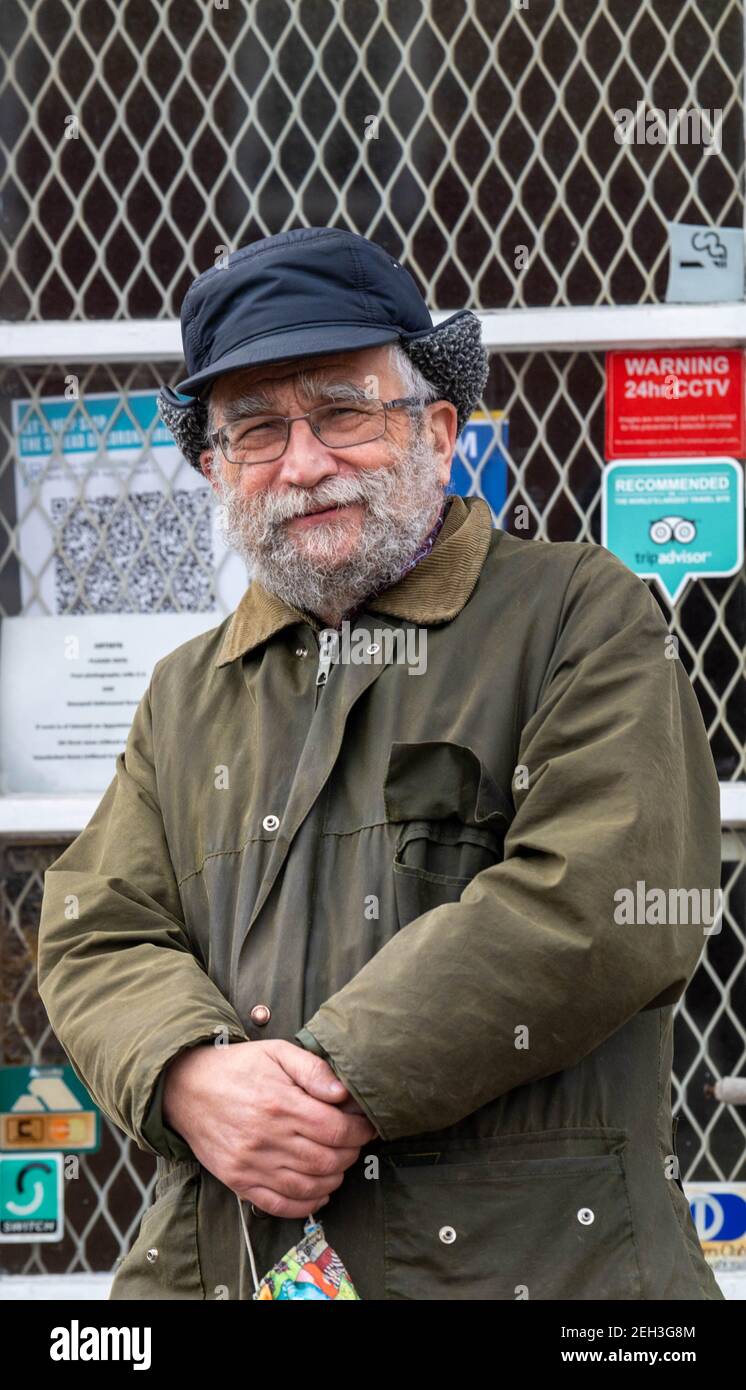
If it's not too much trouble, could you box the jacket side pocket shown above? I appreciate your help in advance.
[109,1161,204,1300]
[381,1145,643,1301]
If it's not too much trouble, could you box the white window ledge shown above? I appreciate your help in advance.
[0,1272,113,1300]
[2,303,746,364]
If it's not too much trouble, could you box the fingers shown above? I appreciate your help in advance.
[272,1086,378,1149]
[276,1040,350,1104]
[295,1105,377,1149]
[262,1136,363,1177]
[242,1185,332,1221]
[251,1040,379,1145]
[239,1166,344,1211]
[274,1166,345,1203]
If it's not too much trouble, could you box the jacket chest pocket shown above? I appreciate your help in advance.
[383,740,511,927]
[109,1161,204,1300]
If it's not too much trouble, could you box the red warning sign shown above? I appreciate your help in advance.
[606,349,745,459]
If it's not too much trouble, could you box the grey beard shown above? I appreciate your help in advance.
[211,420,447,624]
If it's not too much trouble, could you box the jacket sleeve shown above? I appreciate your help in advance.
[37,677,250,1161]
[295,543,722,1140]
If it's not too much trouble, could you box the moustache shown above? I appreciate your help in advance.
[269,491,369,524]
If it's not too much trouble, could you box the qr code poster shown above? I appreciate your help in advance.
[11,389,247,617]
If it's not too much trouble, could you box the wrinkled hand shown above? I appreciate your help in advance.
[163,1039,378,1219]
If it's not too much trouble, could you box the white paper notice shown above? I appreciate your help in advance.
[0,612,224,794]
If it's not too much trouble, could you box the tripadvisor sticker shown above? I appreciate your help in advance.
[602,458,743,604]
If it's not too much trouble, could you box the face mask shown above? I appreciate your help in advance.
[237,1196,361,1300]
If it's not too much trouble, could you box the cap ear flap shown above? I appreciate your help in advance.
[402,311,488,436]
[157,386,209,474]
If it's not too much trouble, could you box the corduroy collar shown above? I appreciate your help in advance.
[214,493,494,667]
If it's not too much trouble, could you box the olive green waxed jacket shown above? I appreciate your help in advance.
[37,495,725,1301]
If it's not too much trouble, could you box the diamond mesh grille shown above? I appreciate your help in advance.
[1,0,742,316]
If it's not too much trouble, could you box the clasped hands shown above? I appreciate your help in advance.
[162,1038,379,1219]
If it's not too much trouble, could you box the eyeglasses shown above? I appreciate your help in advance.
[208,396,425,466]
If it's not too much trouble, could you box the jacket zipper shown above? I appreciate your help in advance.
[314,631,335,707]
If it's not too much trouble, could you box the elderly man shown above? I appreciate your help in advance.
[38,227,724,1301]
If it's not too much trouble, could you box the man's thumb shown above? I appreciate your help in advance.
[282,1040,349,1100]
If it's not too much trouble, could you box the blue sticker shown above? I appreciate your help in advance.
[450,411,508,519]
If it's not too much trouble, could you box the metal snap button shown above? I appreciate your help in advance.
[250,1004,271,1026]
[146,1247,159,1262]
[366,643,380,655]
[577,1208,595,1225]
[295,647,308,657]
[438,1225,457,1244]
[262,814,279,832]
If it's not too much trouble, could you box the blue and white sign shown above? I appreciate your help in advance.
[686,1182,746,1266]
[601,457,743,603]
[450,410,509,519]
[13,390,175,484]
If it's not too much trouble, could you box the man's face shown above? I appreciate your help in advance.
[199,345,457,624]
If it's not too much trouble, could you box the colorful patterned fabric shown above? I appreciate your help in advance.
[253,1217,360,1300]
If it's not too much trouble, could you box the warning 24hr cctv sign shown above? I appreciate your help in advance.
[605,349,746,458]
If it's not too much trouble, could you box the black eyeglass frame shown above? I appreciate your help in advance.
[207,395,427,465]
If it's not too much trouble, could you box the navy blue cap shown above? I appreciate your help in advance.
[175,226,462,398]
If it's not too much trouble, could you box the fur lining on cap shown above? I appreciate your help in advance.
[157,389,210,475]
[404,311,489,437]
[157,310,488,475]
